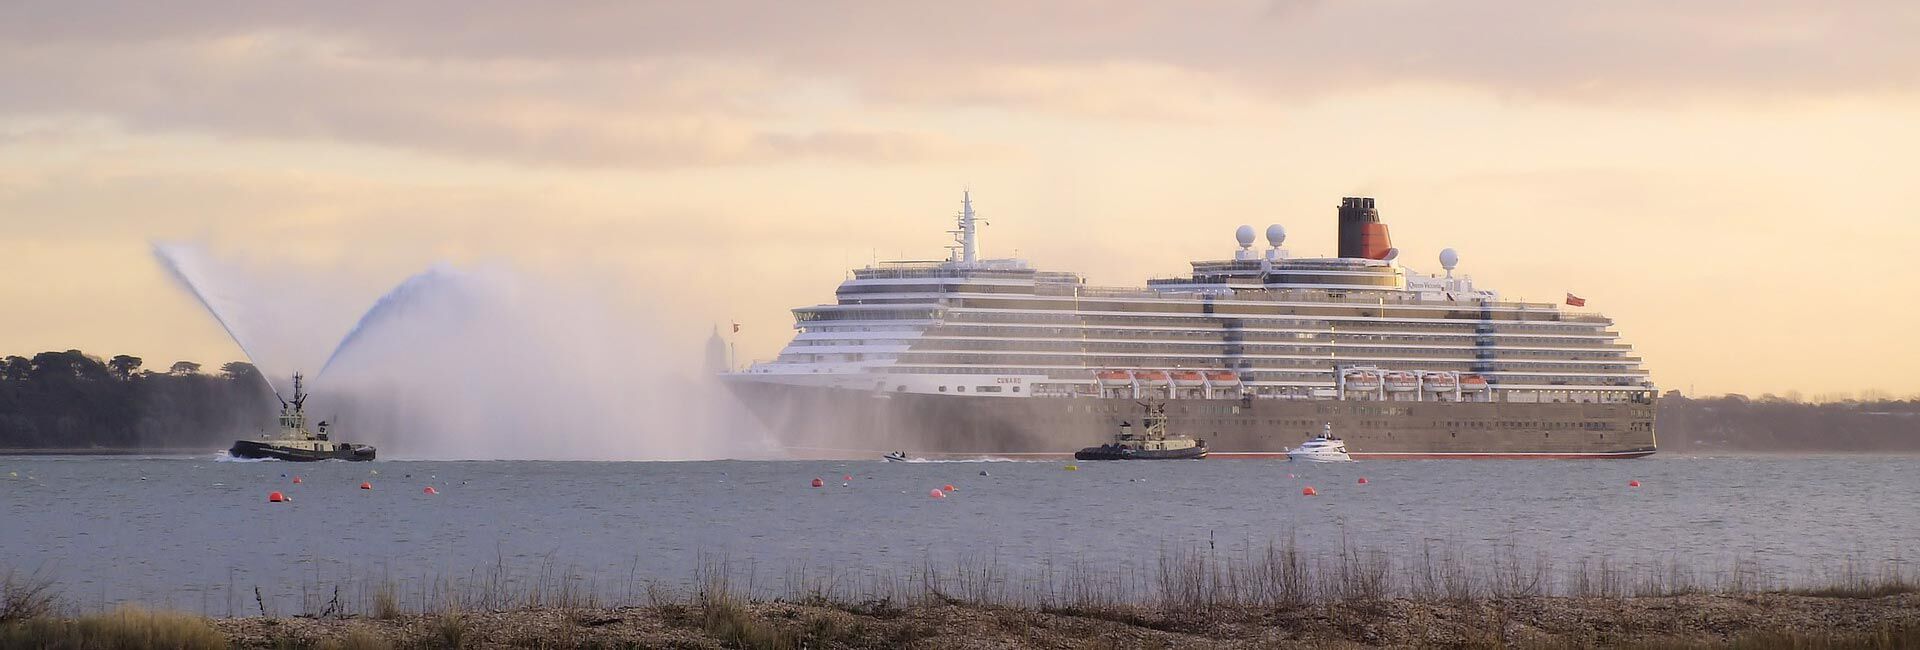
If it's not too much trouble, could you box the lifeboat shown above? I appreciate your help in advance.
[1171,370,1205,387]
[1384,371,1420,392]
[1458,374,1490,392]
[1204,370,1240,385]
[1133,370,1171,385]
[1343,369,1382,392]
[1096,370,1133,386]
[1422,372,1458,392]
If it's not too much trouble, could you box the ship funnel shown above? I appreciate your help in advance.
[1337,197,1394,259]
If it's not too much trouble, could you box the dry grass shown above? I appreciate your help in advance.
[1,568,60,624]
[0,605,225,649]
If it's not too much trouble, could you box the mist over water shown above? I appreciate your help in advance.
[152,243,768,460]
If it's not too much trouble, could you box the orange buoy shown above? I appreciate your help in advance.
[423,486,438,495]
[1357,477,1369,485]
[810,478,824,488]
[1629,480,1641,488]
[267,491,287,503]
[360,482,372,490]
[291,477,303,484]
[943,484,956,492]
[929,488,946,499]
[1302,486,1318,496]
[843,474,852,481]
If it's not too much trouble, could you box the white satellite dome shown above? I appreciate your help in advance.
[1265,224,1286,247]
[1235,225,1255,247]
[1439,248,1460,270]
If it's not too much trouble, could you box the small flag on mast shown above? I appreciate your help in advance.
[1565,293,1586,307]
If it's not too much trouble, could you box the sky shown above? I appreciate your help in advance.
[1,1,1917,398]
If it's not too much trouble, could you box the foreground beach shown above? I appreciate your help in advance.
[7,592,1919,649]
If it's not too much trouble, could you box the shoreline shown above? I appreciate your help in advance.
[8,593,1917,648]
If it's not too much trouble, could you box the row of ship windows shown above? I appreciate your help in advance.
[933,321,1618,339]
[953,312,1609,335]
[886,341,1634,361]
[925,385,1020,394]
[886,355,1640,373]
[947,298,1597,324]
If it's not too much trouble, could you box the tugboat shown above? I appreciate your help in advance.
[1286,423,1353,462]
[228,373,376,462]
[1074,402,1208,460]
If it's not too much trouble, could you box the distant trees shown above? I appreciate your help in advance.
[108,355,142,380]
[0,349,275,450]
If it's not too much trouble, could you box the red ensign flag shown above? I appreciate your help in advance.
[1565,293,1586,307]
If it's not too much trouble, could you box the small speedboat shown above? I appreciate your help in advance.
[1286,424,1353,462]
[883,451,909,462]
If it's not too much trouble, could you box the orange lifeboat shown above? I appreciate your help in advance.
[1384,372,1420,392]
[1421,372,1458,392]
[1096,370,1133,386]
[1204,370,1240,384]
[1133,370,1170,384]
[1171,370,1205,387]
[1458,374,1490,392]
[1343,369,1382,392]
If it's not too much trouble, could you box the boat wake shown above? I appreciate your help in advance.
[213,451,274,463]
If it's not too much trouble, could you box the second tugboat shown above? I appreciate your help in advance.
[1074,402,1208,460]
[228,373,376,462]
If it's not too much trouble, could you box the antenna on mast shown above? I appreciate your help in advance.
[946,190,981,265]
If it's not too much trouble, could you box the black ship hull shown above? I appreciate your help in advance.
[724,379,1657,459]
[1073,445,1208,461]
[228,440,377,462]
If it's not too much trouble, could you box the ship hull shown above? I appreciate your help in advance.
[1073,446,1208,461]
[228,440,377,462]
[725,379,1656,459]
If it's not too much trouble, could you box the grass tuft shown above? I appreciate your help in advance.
[0,605,224,649]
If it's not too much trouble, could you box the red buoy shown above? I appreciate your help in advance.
[423,486,438,495]
[360,482,372,490]
[1357,477,1369,484]
[267,491,286,503]
[1302,486,1318,496]
[929,488,946,499]
[943,484,956,492]
[843,475,853,481]
[810,478,824,488]
[291,477,303,484]
[1628,480,1641,488]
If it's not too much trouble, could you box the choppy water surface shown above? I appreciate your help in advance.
[2,455,1915,612]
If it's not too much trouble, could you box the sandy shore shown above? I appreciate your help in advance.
[195,592,1920,648]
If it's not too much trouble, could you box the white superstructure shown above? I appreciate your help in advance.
[736,194,1654,409]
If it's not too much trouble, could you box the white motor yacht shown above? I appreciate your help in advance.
[1286,424,1354,462]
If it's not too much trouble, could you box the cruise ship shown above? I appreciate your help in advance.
[724,194,1657,459]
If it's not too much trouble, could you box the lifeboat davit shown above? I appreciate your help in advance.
[1458,374,1490,392]
[1384,372,1420,392]
[1422,372,1458,392]
[1171,370,1205,387]
[1204,370,1240,385]
[1133,370,1171,384]
[1343,370,1382,392]
[1096,370,1133,386]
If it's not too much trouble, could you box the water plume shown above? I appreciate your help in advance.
[152,242,770,460]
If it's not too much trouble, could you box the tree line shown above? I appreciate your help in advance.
[0,350,276,450]
[1,349,1916,451]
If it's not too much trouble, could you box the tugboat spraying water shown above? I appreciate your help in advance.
[228,373,376,462]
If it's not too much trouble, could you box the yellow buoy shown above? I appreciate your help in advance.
[1064,465,1078,471]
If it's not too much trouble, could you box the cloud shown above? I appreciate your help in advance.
[0,1,1915,166]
